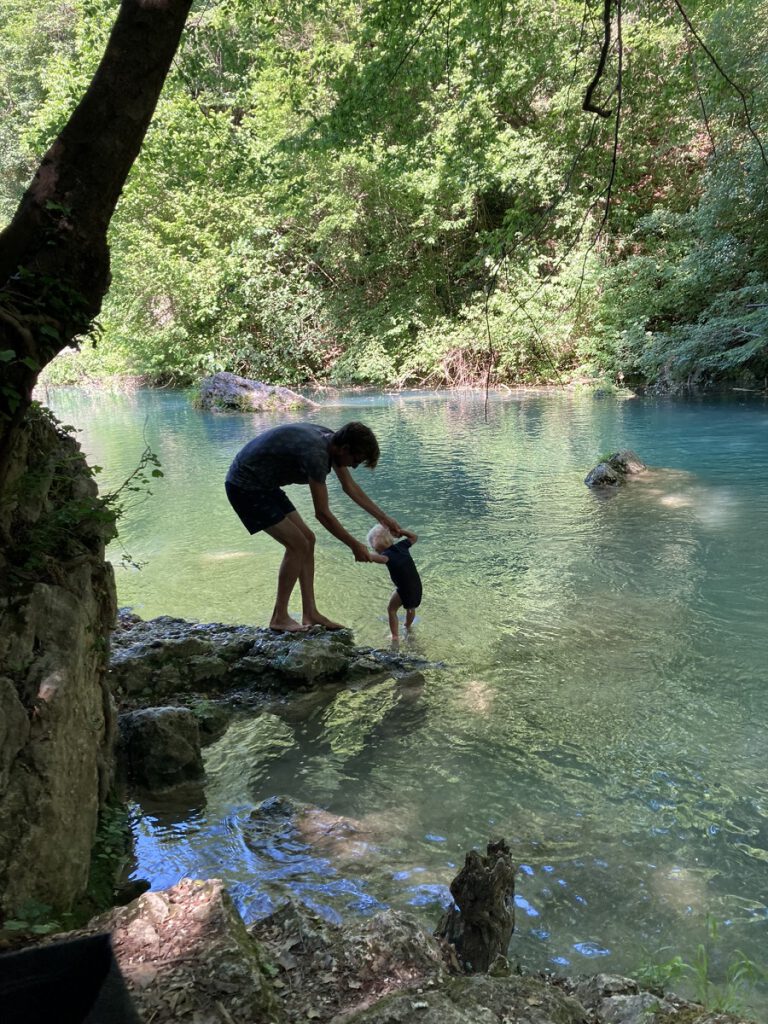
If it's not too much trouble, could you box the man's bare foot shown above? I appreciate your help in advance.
[269,616,309,633]
[302,612,345,630]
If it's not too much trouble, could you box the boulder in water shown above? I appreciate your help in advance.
[584,449,647,487]
[198,371,318,413]
[118,706,204,792]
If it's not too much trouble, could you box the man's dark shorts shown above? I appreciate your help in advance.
[225,481,295,534]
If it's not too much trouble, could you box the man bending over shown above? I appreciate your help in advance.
[225,421,413,632]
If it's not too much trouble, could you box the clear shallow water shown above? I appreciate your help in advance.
[48,387,768,1002]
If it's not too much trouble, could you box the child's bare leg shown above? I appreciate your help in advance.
[387,592,402,641]
[404,608,416,631]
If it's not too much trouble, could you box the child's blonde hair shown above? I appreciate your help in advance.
[367,523,395,552]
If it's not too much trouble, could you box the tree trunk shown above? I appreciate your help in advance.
[435,838,516,972]
[0,0,193,486]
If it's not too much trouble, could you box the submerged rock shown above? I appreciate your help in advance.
[584,449,647,487]
[244,795,380,869]
[198,371,318,413]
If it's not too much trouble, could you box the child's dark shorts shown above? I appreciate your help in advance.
[225,481,295,534]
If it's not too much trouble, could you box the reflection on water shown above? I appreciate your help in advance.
[49,387,768,1005]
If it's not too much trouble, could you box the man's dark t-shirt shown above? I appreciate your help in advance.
[226,423,334,492]
[382,539,422,609]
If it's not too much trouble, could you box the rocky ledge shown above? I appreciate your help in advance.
[110,613,439,792]
[110,613,437,702]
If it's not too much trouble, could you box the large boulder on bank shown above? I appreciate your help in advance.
[71,878,284,1024]
[198,371,318,412]
[343,971,757,1024]
[564,972,757,1024]
[251,898,449,1022]
[568,974,677,1023]
[584,449,647,487]
[44,878,759,1024]
[341,973,589,1024]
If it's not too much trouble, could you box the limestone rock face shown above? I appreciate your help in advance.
[198,371,318,412]
[0,408,117,916]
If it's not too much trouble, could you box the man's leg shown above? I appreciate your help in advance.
[285,511,344,629]
[387,591,402,641]
[264,516,314,631]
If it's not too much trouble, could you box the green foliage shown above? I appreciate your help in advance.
[637,917,767,1016]
[5,0,768,388]
[596,144,768,387]
[1,899,61,938]
[84,800,134,914]
[636,948,689,993]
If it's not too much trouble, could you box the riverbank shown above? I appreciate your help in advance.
[39,875,757,1024]
[35,349,629,397]
[35,346,768,401]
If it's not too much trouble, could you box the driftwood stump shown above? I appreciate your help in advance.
[435,838,516,972]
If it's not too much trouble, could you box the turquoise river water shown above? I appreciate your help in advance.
[48,386,768,1007]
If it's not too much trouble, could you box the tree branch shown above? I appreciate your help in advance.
[671,0,767,168]
[583,0,614,118]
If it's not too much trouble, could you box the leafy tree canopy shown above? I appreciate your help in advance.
[2,0,767,389]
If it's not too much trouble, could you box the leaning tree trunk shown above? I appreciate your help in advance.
[0,0,193,490]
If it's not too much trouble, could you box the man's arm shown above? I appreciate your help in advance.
[308,478,386,562]
[333,465,415,539]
